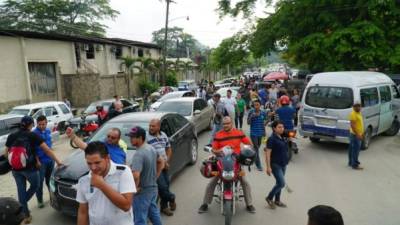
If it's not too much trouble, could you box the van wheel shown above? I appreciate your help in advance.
[384,120,400,136]
[309,137,320,143]
[361,128,372,150]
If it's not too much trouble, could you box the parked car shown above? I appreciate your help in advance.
[150,91,194,111]
[50,112,198,216]
[8,101,73,133]
[156,97,213,134]
[68,99,140,128]
[298,71,400,149]
[0,114,23,155]
[178,80,197,91]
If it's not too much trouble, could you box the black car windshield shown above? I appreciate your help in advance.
[84,102,112,114]
[157,101,192,116]
[305,86,353,109]
[89,121,149,150]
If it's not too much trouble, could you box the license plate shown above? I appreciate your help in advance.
[318,118,336,126]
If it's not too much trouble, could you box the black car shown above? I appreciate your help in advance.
[50,112,198,216]
[68,98,140,128]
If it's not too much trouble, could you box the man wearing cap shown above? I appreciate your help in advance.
[348,102,364,170]
[4,116,62,224]
[127,126,165,225]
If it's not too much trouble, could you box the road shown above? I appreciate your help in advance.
[1,126,400,225]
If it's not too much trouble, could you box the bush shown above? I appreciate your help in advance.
[166,71,178,87]
[138,79,159,94]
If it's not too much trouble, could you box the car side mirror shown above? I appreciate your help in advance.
[194,110,201,115]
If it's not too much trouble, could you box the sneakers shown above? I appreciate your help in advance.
[38,202,45,209]
[352,165,364,170]
[161,208,174,216]
[265,197,276,209]
[274,201,287,208]
[169,201,177,211]
[198,204,208,213]
[23,215,33,224]
[246,205,256,213]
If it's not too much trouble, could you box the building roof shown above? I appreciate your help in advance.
[0,30,161,49]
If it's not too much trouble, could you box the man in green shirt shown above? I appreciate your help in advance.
[235,93,246,129]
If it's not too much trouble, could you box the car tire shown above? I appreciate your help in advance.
[384,120,400,136]
[361,127,372,150]
[309,137,320,143]
[188,139,198,165]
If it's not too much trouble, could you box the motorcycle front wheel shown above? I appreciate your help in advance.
[223,200,233,225]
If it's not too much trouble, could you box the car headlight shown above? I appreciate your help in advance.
[222,171,235,180]
[50,176,56,192]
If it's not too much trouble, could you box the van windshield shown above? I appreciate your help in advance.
[305,86,353,109]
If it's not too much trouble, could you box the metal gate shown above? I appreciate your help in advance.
[28,62,58,102]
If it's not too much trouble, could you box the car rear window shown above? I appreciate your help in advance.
[305,86,353,109]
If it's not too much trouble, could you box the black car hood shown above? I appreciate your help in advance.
[69,115,98,124]
[53,150,88,181]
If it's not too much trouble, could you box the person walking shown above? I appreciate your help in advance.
[63,97,71,109]
[128,126,165,225]
[33,115,54,208]
[147,119,176,216]
[222,89,237,120]
[265,121,289,209]
[235,93,246,129]
[348,102,364,170]
[207,93,226,146]
[247,100,268,171]
[268,83,279,102]
[4,116,62,224]
[76,142,135,225]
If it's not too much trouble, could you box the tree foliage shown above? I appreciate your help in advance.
[0,0,118,36]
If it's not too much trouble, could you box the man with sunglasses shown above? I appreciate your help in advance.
[66,127,126,164]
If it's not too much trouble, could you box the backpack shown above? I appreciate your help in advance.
[8,136,35,170]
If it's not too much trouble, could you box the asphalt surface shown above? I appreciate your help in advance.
[1,126,400,225]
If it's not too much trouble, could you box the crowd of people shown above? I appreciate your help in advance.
[0,78,352,225]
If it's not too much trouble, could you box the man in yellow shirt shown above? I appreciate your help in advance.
[348,102,364,170]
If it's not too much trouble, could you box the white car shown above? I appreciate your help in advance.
[8,101,73,133]
[150,91,194,111]
[216,87,240,98]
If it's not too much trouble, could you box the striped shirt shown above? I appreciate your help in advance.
[146,131,170,161]
[247,109,267,137]
[212,129,251,154]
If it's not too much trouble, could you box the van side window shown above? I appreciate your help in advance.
[360,88,379,107]
[379,86,391,103]
[391,85,400,99]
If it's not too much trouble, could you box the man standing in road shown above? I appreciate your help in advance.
[247,100,268,171]
[207,93,226,146]
[76,141,135,225]
[348,102,364,170]
[128,126,165,225]
[147,119,176,216]
[265,121,289,209]
[33,115,55,208]
[223,89,237,121]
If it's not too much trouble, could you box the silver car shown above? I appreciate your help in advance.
[156,97,214,134]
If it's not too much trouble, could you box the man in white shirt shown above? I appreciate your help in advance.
[222,89,237,121]
[76,141,136,225]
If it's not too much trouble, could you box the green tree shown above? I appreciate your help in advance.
[0,0,118,36]
[120,56,142,97]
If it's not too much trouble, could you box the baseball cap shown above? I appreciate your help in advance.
[126,126,146,139]
[0,197,25,225]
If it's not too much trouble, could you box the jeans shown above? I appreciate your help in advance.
[36,160,54,203]
[209,123,222,145]
[133,191,163,225]
[250,136,263,169]
[12,170,40,216]
[202,175,253,206]
[157,169,175,209]
[235,112,244,129]
[348,134,361,168]
[267,163,286,202]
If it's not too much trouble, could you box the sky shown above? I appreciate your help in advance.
[105,0,271,48]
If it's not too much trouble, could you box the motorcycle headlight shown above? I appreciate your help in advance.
[222,171,235,180]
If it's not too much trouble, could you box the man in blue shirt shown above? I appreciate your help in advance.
[247,100,268,171]
[66,127,126,164]
[33,115,54,209]
[275,95,296,131]
[258,87,269,107]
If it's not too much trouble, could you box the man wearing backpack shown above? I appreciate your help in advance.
[4,116,62,224]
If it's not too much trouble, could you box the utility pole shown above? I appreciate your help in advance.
[162,0,171,86]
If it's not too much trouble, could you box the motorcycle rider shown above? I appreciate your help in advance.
[198,116,256,214]
[95,105,107,125]
[275,95,296,131]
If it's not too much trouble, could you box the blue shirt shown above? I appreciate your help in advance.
[33,127,53,164]
[276,106,296,130]
[103,141,126,164]
[266,133,289,167]
[258,89,268,105]
[247,109,267,137]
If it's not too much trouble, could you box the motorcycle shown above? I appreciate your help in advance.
[201,145,255,225]
[69,115,99,149]
[283,129,298,161]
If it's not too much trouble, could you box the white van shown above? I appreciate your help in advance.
[298,71,400,149]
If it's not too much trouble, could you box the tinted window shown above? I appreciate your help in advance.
[121,100,131,108]
[161,118,174,137]
[305,87,353,109]
[379,86,391,103]
[59,104,71,114]
[360,88,379,107]
[391,85,400,99]
[45,106,58,116]
[8,109,29,116]
[168,115,188,134]
[157,102,192,116]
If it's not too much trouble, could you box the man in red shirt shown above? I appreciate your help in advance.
[199,117,256,213]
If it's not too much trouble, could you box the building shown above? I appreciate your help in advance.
[0,30,161,112]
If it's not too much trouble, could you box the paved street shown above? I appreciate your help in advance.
[1,126,400,225]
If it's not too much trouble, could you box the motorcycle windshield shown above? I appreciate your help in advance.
[222,154,235,171]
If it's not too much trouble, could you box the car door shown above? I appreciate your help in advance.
[360,87,380,135]
[378,86,393,133]
[44,106,61,124]
[390,85,400,117]
[58,103,73,121]
[192,99,202,132]
[198,99,210,131]
[160,116,182,177]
